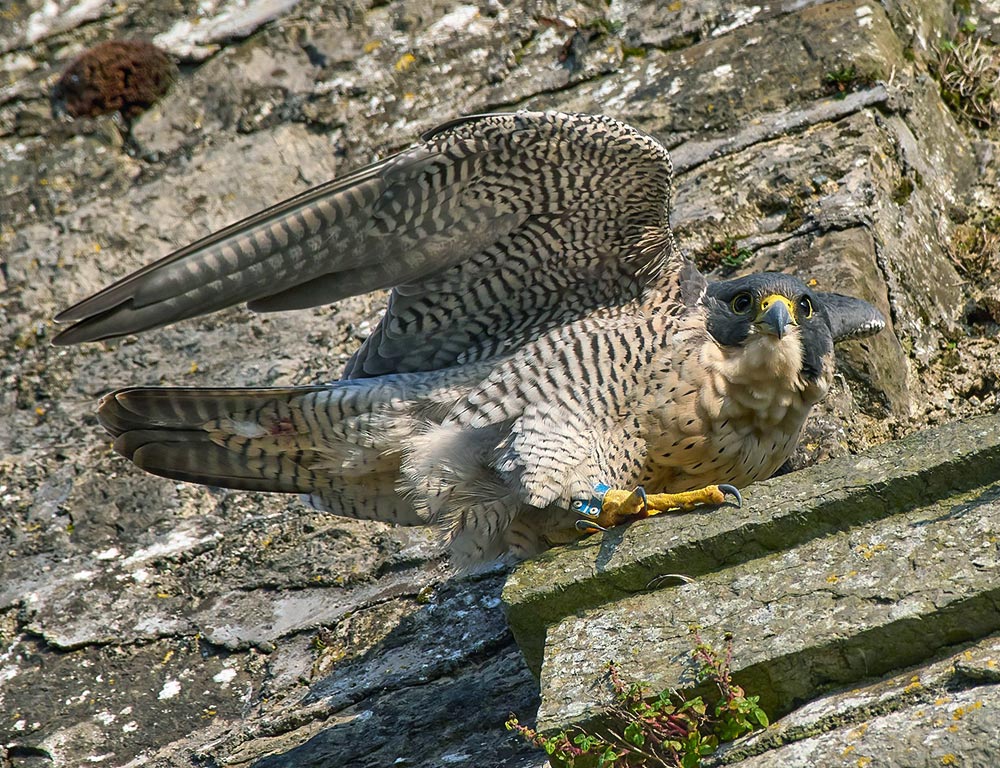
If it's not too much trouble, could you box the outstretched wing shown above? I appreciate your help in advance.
[53,111,678,377]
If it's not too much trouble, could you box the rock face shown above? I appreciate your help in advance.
[0,1,998,768]
[505,415,1000,679]
[505,415,1000,738]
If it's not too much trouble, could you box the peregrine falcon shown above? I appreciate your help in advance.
[53,111,885,564]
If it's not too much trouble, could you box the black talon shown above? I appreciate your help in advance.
[633,486,648,514]
[646,573,695,590]
[719,484,742,508]
[575,519,607,533]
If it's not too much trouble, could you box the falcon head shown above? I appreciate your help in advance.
[703,272,885,385]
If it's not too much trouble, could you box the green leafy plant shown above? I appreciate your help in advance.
[823,64,877,98]
[506,636,768,767]
[695,238,753,275]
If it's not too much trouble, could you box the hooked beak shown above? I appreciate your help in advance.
[755,294,796,339]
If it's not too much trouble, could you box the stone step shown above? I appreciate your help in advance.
[715,635,1000,766]
[502,415,1000,733]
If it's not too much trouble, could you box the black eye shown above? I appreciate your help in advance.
[798,296,814,319]
[730,293,753,314]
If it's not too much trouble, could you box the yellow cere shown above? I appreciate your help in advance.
[760,294,798,322]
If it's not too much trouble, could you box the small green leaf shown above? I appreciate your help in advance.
[624,721,645,746]
[597,747,619,766]
[681,695,706,715]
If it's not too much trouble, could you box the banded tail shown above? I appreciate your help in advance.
[98,385,425,524]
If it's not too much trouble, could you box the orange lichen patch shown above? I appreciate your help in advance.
[849,722,869,739]
[394,52,416,72]
[52,40,176,119]
[941,755,958,765]
[854,543,888,560]
[826,566,855,585]
[952,701,984,720]
[903,675,923,694]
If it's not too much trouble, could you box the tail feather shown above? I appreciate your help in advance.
[97,385,422,523]
[116,428,317,492]
[99,386,328,435]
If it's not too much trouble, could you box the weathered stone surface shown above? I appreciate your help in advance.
[0,0,109,53]
[611,1,826,51]
[504,414,1000,676]
[734,683,1000,768]
[553,0,909,136]
[3,633,265,766]
[537,467,1000,729]
[1,0,998,766]
[714,636,1000,767]
[153,0,304,61]
[714,635,1000,765]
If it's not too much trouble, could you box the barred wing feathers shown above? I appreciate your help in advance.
[54,112,678,379]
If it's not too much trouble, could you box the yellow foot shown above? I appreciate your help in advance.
[573,483,742,533]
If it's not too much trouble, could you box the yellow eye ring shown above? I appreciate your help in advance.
[798,296,814,319]
[731,293,753,314]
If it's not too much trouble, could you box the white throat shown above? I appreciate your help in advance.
[717,327,828,428]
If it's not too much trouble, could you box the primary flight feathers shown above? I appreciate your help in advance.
[54,111,678,381]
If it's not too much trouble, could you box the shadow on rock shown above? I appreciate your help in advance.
[252,572,543,768]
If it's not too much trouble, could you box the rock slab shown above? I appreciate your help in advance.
[503,414,1000,760]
